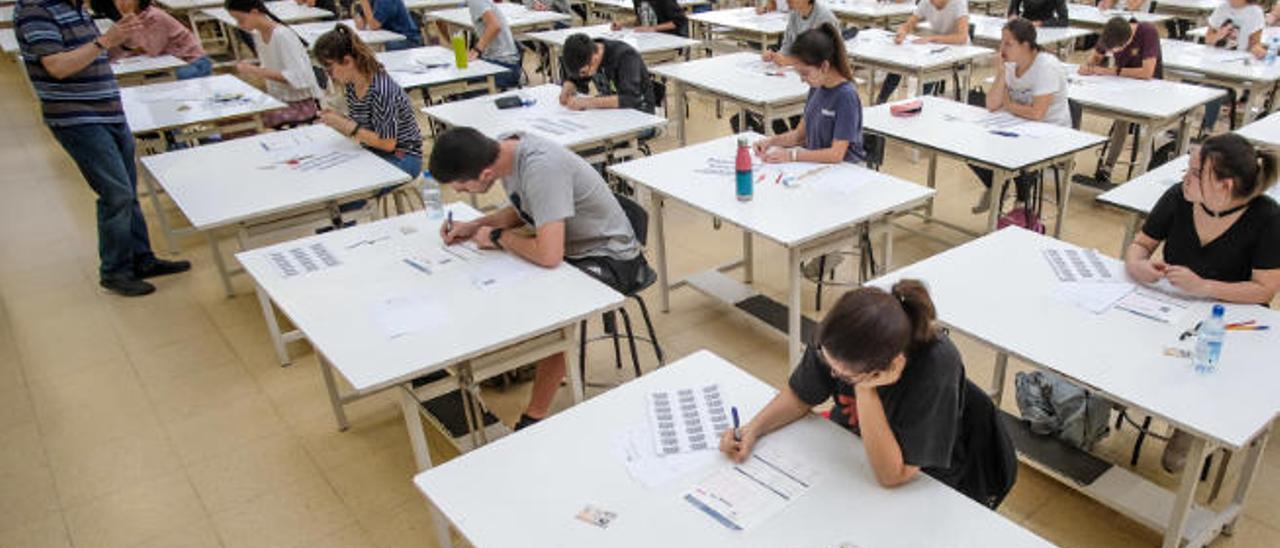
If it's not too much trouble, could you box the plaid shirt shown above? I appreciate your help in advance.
[15,0,123,126]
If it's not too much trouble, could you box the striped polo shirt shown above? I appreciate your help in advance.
[15,0,123,127]
[344,71,422,158]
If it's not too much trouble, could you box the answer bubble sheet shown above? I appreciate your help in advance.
[646,384,731,455]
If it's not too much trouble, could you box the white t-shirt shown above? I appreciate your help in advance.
[915,0,969,37]
[254,27,322,103]
[1003,52,1071,128]
[1207,2,1265,52]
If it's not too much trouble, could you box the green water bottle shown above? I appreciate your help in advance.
[452,34,468,69]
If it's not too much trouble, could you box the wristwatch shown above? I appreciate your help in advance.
[489,228,504,250]
[92,39,107,52]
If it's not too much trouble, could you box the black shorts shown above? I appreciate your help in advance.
[567,254,648,295]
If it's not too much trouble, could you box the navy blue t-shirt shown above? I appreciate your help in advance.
[373,0,422,45]
[803,80,865,163]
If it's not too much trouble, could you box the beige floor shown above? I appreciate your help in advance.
[1,46,1279,548]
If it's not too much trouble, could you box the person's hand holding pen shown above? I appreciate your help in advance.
[894,29,907,44]
[1127,256,1167,284]
[440,218,479,245]
[751,136,773,158]
[718,407,758,464]
[319,109,359,137]
[1165,265,1211,297]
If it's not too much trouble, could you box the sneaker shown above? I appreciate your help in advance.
[971,190,992,214]
[134,258,191,279]
[1072,170,1113,191]
[513,413,542,431]
[100,276,156,297]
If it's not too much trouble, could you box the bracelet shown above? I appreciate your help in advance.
[348,122,360,137]
[92,39,107,51]
[790,148,798,162]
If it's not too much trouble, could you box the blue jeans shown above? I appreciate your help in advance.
[175,56,213,80]
[374,148,423,178]
[385,33,424,51]
[488,58,522,90]
[50,123,155,279]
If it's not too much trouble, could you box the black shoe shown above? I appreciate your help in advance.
[100,276,156,297]
[513,413,541,431]
[1072,171,1114,191]
[134,258,191,279]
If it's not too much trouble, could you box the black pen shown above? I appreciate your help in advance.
[446,210,454,234]
[1179,321,1203,341]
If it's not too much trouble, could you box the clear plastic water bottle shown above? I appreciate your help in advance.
[1193,304,1226,374]
[1267,37,1280,65]
[421,172,444,219]
[735,137,753,202]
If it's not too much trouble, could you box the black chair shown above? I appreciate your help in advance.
[955,378,1018,509]
[577,194,664,386]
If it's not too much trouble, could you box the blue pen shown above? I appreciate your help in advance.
[990,129,1019,138]
[402,258,432,275]
[731,406,741,441]
[446,210,454,234]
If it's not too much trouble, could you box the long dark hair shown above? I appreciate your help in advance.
[1004,17,1042,52]
[791,23,853,81]
[1200,133,1279,199]
[314,24,383,77]
[226,0,289,28]
[814,280,939,374]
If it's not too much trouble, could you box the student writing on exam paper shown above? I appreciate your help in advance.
[559,33,656,114]
[750,24,864,165]
[1198,0,1266,134]
[227,0,326,128]
[731,0,837,135]
[101,0,212,80]
[428,127,648,431]
[1124,135,1280,472]
[876,0,970,104]
[1005,0,1067,27]
[353,0,422,50]
[314,25,423,177]
[969,18,1071,214]
[1077,16,1162,186]
[719,282,973,494]
[466,0,522,90]
[611,0,689,37]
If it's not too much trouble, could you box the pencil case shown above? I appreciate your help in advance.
[890,99,923,117]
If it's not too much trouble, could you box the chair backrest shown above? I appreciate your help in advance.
[841,27,859,42]
[954,378,1019,510]
[614,193,649,247]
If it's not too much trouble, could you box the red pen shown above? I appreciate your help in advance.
[774,173,783,185]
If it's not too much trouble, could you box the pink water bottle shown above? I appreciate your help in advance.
[735,137,753,201]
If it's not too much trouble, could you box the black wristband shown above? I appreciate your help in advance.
[92,39,107,51]
[489,228,504,250]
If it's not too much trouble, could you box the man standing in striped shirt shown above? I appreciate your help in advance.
[15,0,190,296]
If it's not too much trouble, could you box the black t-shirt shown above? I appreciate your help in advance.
[788,333,966,483]
[564,39,655,114]
[1141,185,1280,291]
[634,0,688,37]
[1007,0,1068,27]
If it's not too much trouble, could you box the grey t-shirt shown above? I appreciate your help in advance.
[501,132,641,261]
[469,0,520,65]
[780,3,839,55]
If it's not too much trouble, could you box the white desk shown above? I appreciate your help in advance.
[404,0,465,15]
[862,96,1106,236]
[120,74,284,134]
[1095,153,1280,250]
[608,133,935,367]
[290,19,405,50]
[378,46,504,101]
[1235,110,1280,148]
[415,350,1051,548]
[827,0,917,29]
[156,0,221,12]
[583,0,709,24]
[651,52,808,145]
[110,55,187,85]
[0,5,12,28]
[0,28,14,61]
[428,3,571,35]
[422,83,667,159]
[238,203,624,548]
[1187,25,1280,43]
[140,125,410,300]
[1065,70,1224,180]
[960,14,1091,57]
[201,1,331,26]
[687,8,787,52]
[526,24,700,77]
[1160,39,1280,127]
[847,29,993,105]
[868,227,1279,548]
[1067,4,1171,28]
[1153,0,1217,27]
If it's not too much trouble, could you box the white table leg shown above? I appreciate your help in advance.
[651,193,671,313]
[742,231,754,284]
[320,354,351,431]
[1223,426,1271,535]
[787,246,802,370]
[1242,83,1266,125]
[986,168,1008,233]
[925,151,938,220]
[880,222,894,274]
[1054,157,1076,238]
[253,281,291,366]
[673,80,687,146]
[1129,122,1156,179]
[397,386,454,548]
[991,351,1008,405]
[566,325,585,404]
[207,233,235,298]
[1163,435,1209,548]
[1120,213,1141,255]
[139,164,179,255]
